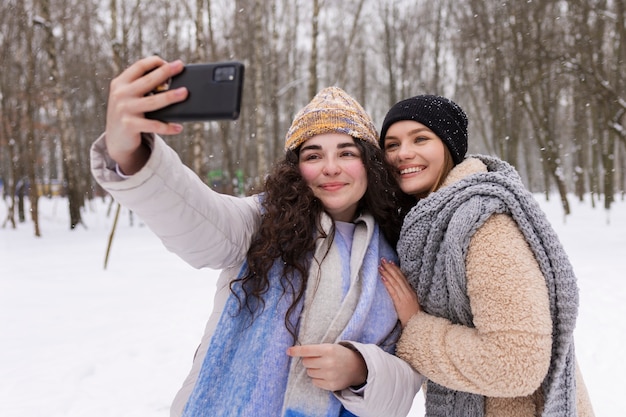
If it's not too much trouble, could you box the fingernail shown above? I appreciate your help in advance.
[173,87,187,96]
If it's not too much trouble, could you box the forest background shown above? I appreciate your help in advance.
[1,0,625,235]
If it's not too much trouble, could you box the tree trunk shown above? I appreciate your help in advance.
[307,0,320,100]
[36,0,84,229]
[253,0,268,188]
[191,0,207,180]
[381,4,397,107]
[24,4,41,236]
[334,0,366,86]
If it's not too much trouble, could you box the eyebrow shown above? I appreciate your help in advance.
[300,141,357,152]
[386,127,432,140]
[408,127,432,135]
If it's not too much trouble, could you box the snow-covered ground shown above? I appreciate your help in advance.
[1,194,624,416]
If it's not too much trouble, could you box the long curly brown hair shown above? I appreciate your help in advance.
[230,138,414,340]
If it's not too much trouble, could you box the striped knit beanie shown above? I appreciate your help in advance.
[379,95,468,165]
[284,86,379,151]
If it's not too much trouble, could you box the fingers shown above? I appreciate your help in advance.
[286,344,324,359]
[287,344,329,388]
[115,55,167,83]
[287,345,324,375]
[109,58,187,117]
[104,58,189,169]
[287,344,366,391]
[110,87,187,135]
[379,259,412,295]
[114,55,178,95]
[379,259,421,327]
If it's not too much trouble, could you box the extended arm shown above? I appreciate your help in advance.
[91,57,262,270]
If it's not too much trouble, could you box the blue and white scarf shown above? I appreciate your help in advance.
[182,214,400,417]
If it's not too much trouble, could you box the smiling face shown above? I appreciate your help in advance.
[383,120,447,198]
[298,133,367,222]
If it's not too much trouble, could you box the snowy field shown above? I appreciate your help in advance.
[1,193,624,416]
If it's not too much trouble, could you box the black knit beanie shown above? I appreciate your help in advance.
[379,95,468,165]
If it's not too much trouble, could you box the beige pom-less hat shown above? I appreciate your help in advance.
[284,86,379,151]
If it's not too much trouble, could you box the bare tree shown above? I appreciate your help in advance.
[332,0,366,87]
[559,0,626,208]
[0,0,23,229]
[3,0,625,229]
[23,2,42,236]
[252,0,269,189]
[456,1,523,165]
[35,0,85,229]
[190,0,208,178]
[307,0,320,101]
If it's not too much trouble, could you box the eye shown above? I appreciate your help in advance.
[299,151,321,162]
[384,141,399,151]
[340,150,359,158]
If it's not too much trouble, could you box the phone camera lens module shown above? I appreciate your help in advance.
[214,66,236,82]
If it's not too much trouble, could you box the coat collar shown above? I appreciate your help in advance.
[441,156,488,190]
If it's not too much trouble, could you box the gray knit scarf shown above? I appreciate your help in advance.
[397,155,579,417]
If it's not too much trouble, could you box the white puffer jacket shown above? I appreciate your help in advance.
[90,133,423,417]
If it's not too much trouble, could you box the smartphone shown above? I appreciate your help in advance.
[145,61,244,122]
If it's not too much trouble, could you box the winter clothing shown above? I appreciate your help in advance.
[90,133,423,417]
[395,155,595,417]
[285,87,379,151]
[182,213,400,417]
[379,95,468,164]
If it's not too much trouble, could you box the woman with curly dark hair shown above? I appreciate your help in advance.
[91,57,422,417]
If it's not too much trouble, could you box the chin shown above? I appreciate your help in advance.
[402,183,428,197]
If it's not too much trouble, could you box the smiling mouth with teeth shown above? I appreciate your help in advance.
[400,166,424,175]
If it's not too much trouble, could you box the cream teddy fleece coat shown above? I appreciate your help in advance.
[396,158,594,417]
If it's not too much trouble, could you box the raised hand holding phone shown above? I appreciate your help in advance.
[105,57,188,174]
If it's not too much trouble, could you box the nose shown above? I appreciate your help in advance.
[397,142,415,160]
[322,157,341,176]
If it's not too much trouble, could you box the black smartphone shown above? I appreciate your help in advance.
[145,61,244,122]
